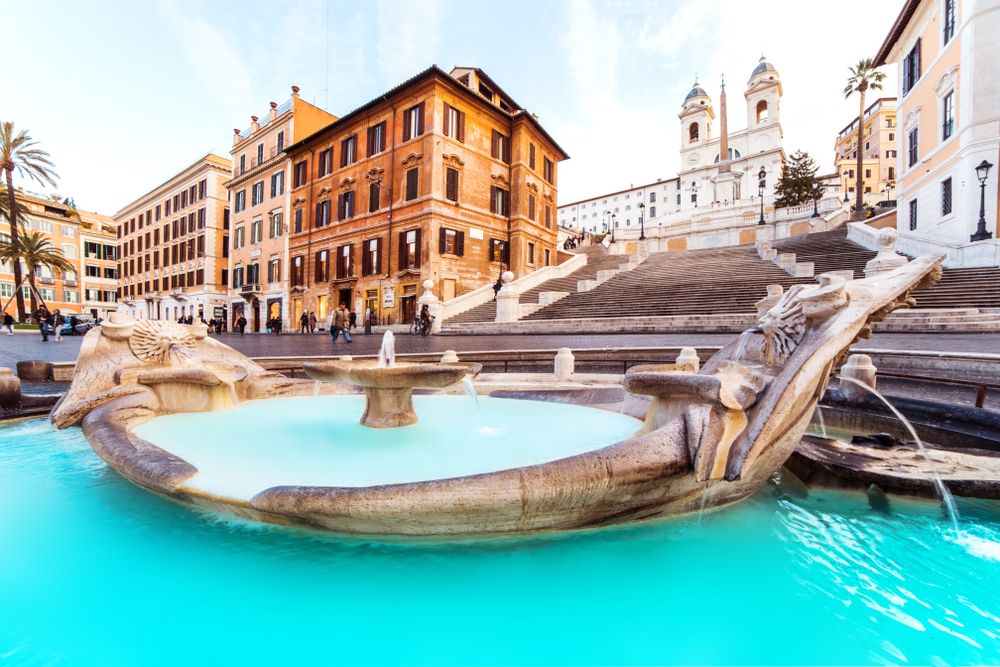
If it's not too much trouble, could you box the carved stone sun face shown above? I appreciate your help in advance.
[129,320,198,366]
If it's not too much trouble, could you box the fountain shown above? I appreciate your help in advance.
[49,254,952,538]
[302,331,482,428]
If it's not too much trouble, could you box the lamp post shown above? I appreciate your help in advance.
[971,159,994,242]
[758,167,766,225]
[610,214,617,243]
[638,202,646,240]
[881,182,893,207]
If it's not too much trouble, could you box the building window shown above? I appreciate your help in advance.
[318,149,332,177]
[490,186,510,216]
[865,169,872,179]
[362,238,382,275]
[369,181,381,213]
[527,242,535,265]
[293,160,308,187]
[337,244,353,279]
[276,131,285,152]
[909,198,918,230]
[239,154,246,174]
[340,134,357,167]
[649,192,656,203]
[443,104,465,141]
[402,103,424,141]
[438,228,460,256]
[545,205,552,229]
[315,199,331,228]
[888,166,896,181]
[256,143,264,165]
[689,122,699,142]
[405,168,419,201]
[291,256,304,286]
[398,229,421,269]
[491,130,511,164]
[756,100,769,123]
[489,239,507,263]
[544,248,551,266]
[903,39,921,95]
[337,190,355,220]
[293,209,303,234]
[907,127,919,167]
[445,168,459,202]
[941,178,953,215]
[942,91,955,140]
[650,206,656,217]
[543,157,554,183]
[270,212,283,238]
[267,257,281,283]
[271,171,285,197]
[233,226,245,249]
[529,143,536,170]
[234,190,246,213]
[528,193,536,221]
[251,181,264,206]
[367,121,387,156]
[314,250,329,283]
[943,0,956,43]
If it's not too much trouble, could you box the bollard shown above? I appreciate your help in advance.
[675,347,700,373]
[839,354,877,402]
[0,368,21,409]
[554,348,575,381]
[440,350,459,363]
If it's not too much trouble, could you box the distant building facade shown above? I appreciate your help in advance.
[557,179,680,235]
[78,210,119,320]
[115,154,232,322]
[834,97,898,208]
[875,0,1000,266]
[226,87,336,333]
[1,192,115,318]
[285,66,567,326]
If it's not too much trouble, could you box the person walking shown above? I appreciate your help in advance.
[308,311,317,334]
[348,308,357,331]
[52,309,64,342]
[35,306,50,342]
[299,312,309,334]
[236,314,247,336]
[3,311,14,336]
[330,303,351,343]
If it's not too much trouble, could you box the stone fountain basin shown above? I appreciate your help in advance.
[303,360,481,389]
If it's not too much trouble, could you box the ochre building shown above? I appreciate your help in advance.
[284,65,568,327]
[834,97,898,208]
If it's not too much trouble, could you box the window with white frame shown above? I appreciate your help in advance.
[942,91,955,141]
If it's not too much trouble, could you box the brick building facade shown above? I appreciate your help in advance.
[284,66,568,327]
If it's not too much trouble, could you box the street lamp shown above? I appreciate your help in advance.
[881,182,894,207]
[610,214,617,243]
[758,167,767,225]
[638,202,646,240]
[971,159,994,242]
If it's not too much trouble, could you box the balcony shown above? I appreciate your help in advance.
[38,276,55,285]
[239,284,262,297]
[64,279,78,288]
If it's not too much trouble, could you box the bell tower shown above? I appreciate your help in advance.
[745,56,783,151]
[678,81,714,172]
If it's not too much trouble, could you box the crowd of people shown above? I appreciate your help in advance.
[562,233,589,250]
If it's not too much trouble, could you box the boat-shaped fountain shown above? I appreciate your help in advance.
[51,254,945,538]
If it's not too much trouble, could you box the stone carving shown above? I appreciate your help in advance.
[865,227,908,277]
[51,254,944,538]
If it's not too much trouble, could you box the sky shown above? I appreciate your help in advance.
[5,0,901,215]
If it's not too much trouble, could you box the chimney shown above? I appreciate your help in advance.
[270,101,278,121]
[250,115,259,133]
[291,85,300,96]
[233,128,241,146]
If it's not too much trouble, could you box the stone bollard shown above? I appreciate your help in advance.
[554,348,575,381]
[494,271,520,323]
[440,350,459,363]
[839,354,877,402]
[16,360,53,382]
[417,279,443,333]
[864,228,908,277]
[675,347,700,373]
[0,368,21,409]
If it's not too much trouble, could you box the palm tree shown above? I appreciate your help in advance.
[0,183,28,222]
[0,228,74,317]
[844,59,887,220]
[1,121,58,320]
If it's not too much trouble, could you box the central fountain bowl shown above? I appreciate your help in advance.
[303,359,482,428]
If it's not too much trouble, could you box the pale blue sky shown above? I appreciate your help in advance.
[6,0,900,214]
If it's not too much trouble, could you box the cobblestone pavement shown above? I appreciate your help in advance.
[4,329,1000,371]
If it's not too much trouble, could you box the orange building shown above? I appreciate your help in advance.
[226,87,336,333]
[115,154,232,322]
[834,97,898,207]
[1,192,114,319]
[284,65,568,327]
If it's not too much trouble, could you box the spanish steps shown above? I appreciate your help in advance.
[444,227,1000,331]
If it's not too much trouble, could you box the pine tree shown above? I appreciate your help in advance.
[773,150,821,208]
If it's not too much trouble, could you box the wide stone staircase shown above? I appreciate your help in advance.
[447,245,627,324]
[444,227,1000,333]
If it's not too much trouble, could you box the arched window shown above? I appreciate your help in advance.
[756,100,769,123]
[689,123,699,142]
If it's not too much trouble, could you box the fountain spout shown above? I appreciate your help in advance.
[377,331,396,368]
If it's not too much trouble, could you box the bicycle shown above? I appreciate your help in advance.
[411,316,435,337]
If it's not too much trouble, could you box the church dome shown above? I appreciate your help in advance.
[750,56,778,79]
[684,83,709,103]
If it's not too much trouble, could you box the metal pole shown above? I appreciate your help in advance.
[971,179,992,241]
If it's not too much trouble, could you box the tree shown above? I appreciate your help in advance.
[0,228,74,317]
[774,150,822,208]
[844,59,886,220]
[1,121,59,320]
[0,183,28,223]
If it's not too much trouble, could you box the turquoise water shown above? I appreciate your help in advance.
[1,418,999,666]
[133,395,643,499]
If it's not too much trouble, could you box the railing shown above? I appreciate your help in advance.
[873,371,1000,409]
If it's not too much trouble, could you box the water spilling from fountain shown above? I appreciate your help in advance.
[377,330,395,368]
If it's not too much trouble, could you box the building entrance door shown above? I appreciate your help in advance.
[251,299,261,332]
[337,288,352,311]
[401,295,416,326]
